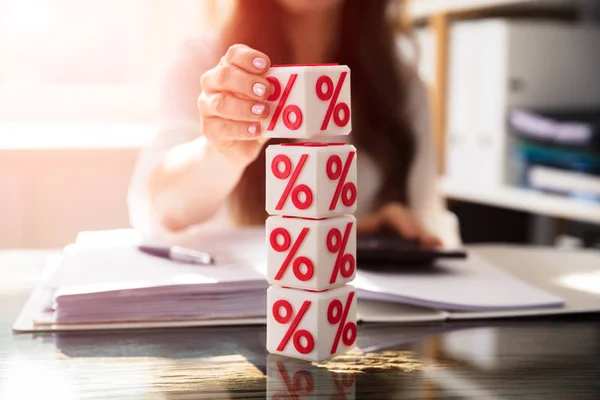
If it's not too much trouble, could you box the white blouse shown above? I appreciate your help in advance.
[127,45,462,248]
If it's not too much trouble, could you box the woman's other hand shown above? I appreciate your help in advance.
[357,202,443,248]
[198,44,272,166]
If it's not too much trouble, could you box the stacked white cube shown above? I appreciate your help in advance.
[263,65,358,362]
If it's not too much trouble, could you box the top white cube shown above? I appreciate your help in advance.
[260,64,351,138]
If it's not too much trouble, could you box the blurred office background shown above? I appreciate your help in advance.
[1,0,599,249]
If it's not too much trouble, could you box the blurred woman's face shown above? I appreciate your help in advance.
[275,0,344,14]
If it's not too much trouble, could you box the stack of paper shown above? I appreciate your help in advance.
[36,229,269,325]
[16,228,569,331]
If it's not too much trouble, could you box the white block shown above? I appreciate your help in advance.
[266,215,356,291]
[266,354,356,400]
[266,285,358,362]
[260,65,351,138]
[266,143,357,218]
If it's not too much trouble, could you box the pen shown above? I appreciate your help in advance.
[138,245,215,265]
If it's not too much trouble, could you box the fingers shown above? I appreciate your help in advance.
[379,203,443,248]
[199,92,269,122]
[202,64,272,101]
[418,232,443,249]
[201,116,263,141]
[356,215,381,236]
[194,44,272,166]
[219,44,271,74]
[381,205,420,240]
[207,44,272,101]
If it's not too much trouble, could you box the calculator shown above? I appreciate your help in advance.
[356,236,467,267]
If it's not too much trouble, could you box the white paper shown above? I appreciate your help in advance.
[48,229,269,292]
[355,254,565,311]
[37,229,270,325]
[357,300,448,323]
[39,229,565,328]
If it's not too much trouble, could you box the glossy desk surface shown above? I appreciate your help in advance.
[1,248,599,399]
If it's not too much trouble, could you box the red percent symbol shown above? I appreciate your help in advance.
[274,299,315,354]
[328,292,357,354]
[273,362,314,399]
[270,227,314,282]
[316,72,350,130]
[267,74,303,131]
[272,154,313,211]
[327,222,355,284]
[327,152,357,210]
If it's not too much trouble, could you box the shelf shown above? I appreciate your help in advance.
[442,179,600,225]
[408,0,574,19]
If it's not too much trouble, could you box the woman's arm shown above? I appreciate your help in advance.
[127,42,271,237]
[128,110,244,238]
[128,41,231,236]
[147,135,248,232]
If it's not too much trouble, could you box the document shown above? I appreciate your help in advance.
[13,228,571,332]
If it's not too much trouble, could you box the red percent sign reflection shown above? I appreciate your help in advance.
[272,362,314,400]
[274,299,315,354]
[332,373,356,400]
[327,222,355,284]
[328,292,357,354]
[272,154,313,211]
[267,74,303,131]
[316,71,350,130]
[270,227,314,282]
[327,152,357,210]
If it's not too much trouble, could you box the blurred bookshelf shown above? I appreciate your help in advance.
[408,0,576,20]
[410,0,600,246]
[443,178,600,226]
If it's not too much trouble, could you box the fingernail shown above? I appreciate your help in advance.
[251,103,265,115]
[253,57,267,69]
[248,124,258,134]
[253,83,266,96]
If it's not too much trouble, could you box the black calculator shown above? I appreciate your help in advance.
[356,236,467,266]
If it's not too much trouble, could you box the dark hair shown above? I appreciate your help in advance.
[220,0,417,225]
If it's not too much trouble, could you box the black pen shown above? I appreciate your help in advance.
[138,245,215,265]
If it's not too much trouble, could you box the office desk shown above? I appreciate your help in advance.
[1,247,599,399]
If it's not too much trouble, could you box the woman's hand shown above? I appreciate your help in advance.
[357,202,443,248]
[198,44,273,167]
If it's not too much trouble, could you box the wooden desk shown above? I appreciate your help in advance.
[2,247,599,399]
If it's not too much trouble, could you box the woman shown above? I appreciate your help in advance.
[127,0,461,248]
